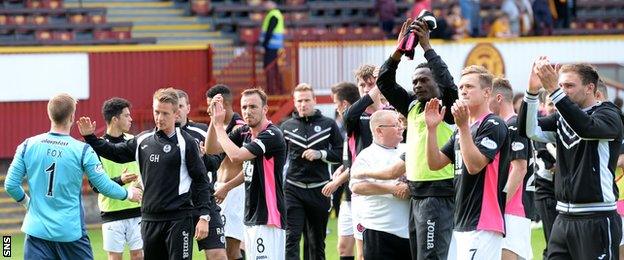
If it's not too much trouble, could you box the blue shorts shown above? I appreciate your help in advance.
[24,234,93,260]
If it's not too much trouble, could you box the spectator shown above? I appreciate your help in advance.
[459,0,481,37]
[532,0,553,35]
[501,0,521,36]
[554,0,570,29]
[446,3,469,40]
[259,0,284,94]
[375,0,398,39]
[409,0,431,20]
[488,13,516,38]
[518,0,534,35]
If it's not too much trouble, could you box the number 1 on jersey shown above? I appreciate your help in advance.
[45,162,56,197]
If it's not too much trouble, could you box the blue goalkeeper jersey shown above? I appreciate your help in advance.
[4,132,128,242]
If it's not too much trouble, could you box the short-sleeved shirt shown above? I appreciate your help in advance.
[504,115,535,219]
[441,113,510,234]
[6,132,128,242]
[229,123,287,228]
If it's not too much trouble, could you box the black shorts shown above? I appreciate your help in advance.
[142,217,194,260]
[548,211,622,260]
[363,229,411,260]
[195,207,226,251]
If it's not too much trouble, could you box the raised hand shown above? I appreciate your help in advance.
[451,100,470,129]
[528,56,545,94]
[424,98,446,129]
[412,19,431,51]
[396,18,414,49]
[535,57,561,93]
[211,99,226,127]
[77,117,96,136]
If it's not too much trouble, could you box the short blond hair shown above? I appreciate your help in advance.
[153,87,179,109]
[354,64,377,81]
[293,83,315,96]
[461,65,493,89]
[48,93,76,125]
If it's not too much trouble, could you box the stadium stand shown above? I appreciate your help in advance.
[0,0,157,45]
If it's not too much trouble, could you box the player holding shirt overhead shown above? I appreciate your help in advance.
[488,78,536,260]
[206,88,287,260]
[425,65,510,260]
[4,93,141,259]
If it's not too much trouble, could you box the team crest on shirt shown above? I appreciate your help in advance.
[511,142,525,151]
[314,126,321,132]
[95,164,104,173]
[163,144,172,153]
[480,137,498,150]
[356,223,366,232]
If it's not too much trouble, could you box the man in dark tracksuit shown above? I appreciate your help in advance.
[79,88,216,260]
[521,60,623,259]
[281,84,343,260]
[177,89,227,260]
[376,19,457,259]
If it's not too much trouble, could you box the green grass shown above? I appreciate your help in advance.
[3,217,546,259]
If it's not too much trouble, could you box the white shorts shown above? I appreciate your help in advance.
[338,201,353,236]
[244,225,285,260]
[101,216,143,253]
[502,214,533,259]
[351,197,364,240]
[620,216,624,246]
[448,230,502,260]
[217,182,245,241]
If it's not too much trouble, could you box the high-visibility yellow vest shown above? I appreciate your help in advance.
[260,9,285,49]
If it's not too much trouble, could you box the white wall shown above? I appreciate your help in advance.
[0,53,89,102]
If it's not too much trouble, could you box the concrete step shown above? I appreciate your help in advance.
[134,24,210,31]
[0,228,21,235]
[0,207,25,214]
[65,1,173,8]
[0,217,22,225]
[133,31,221,38]
[0,197,15,203]
[107,9,184,15]
[155,37,232,43]
[108,12,185,18]
[156,40,233,46]
[108,16,199,23]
